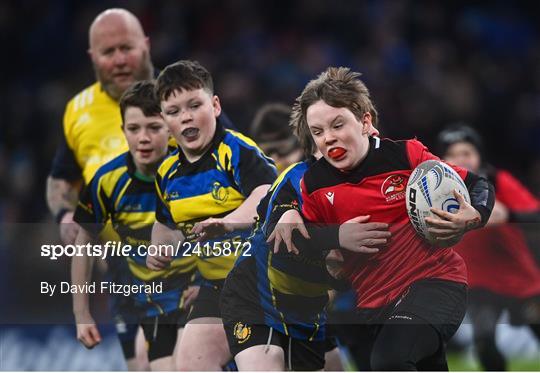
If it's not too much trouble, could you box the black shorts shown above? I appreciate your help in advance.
[358,278,468,342]
[324,335,338,353]
[114,313,139,360]
[141,309,188,361]
[223,322,326,371]
[187,280,224,321]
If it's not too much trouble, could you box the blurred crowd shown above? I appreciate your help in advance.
[2,0,540,223]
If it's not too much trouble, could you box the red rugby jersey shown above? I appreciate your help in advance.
[301,137,468,309]
[454,170,540,298]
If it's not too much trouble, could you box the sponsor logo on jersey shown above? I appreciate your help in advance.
[325,191,335,205]
[121,203,143,212]
[381,174,407,202]
[233,322,252,344]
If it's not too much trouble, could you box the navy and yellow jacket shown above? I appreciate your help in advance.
[74,151,196,317]
[155,124,277,282]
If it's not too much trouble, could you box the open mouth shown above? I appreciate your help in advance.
[182,127,199,140]
[328,147,347,161]
[138,149,153,157]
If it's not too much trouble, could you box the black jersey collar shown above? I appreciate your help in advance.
[321,136,377,183]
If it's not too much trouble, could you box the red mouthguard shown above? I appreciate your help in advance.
[328,147,346,160]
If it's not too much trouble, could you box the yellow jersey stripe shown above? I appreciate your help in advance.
[268,266,329,297]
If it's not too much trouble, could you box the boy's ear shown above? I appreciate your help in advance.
[361,112,375,135]
[212,95,222,117]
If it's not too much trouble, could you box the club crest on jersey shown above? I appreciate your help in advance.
[325,191,335,205]
[381,174,407,202]
[233,322,252,344]
[212,181,229,204]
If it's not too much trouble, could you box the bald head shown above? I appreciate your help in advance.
[89,8,145,50]
[88,8,153,100]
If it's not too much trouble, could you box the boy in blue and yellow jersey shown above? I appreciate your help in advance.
[147,60,277,370]
[221,157,336,371]
[72,81,194,371]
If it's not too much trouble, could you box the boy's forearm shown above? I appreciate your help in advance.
[151,221,184,246]
[71,228,95,318]
[46,176,82,217]
[224,184,271,229]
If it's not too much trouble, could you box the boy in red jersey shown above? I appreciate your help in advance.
[272,67,495,370]
[438,124,540,371]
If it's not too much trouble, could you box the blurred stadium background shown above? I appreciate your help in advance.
[1,0,539,370]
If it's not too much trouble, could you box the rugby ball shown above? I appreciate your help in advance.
[405,160,470,245]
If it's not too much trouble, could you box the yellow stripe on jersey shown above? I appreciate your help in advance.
[156,155,178,183]
[269,162,302,193]
[268,265,329,297]
[99,166,128,197]
[197,256,239,281]
[225,129,263,149]
[169,189,245,222]
[114,178,132,210]
[215,143,233,173]
[115,211,155,230]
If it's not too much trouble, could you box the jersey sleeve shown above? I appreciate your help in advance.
[265,172,340,253]
[496,170,540,212]
[230,137,277,196]
[49,125,82,181]
[264,177,302,236]
[154,172,176,229]
[73,174,109,235]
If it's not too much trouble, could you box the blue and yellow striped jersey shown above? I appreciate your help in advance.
[74,151,196,317]
[155,124,277,281]
[239,159,330,341]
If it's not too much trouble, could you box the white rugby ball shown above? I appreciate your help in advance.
[405,160,470,245]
